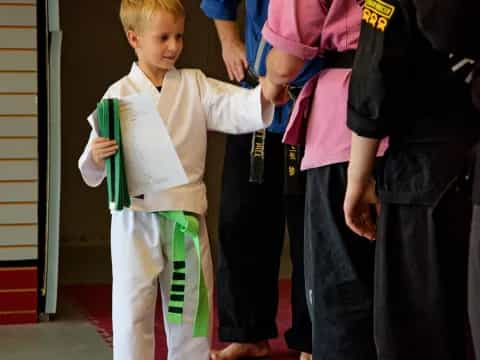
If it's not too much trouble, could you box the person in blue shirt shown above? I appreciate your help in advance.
[201,1,322,359]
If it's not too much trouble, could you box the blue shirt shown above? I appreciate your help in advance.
[201,0,323,134]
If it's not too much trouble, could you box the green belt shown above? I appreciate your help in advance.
[96,99,130,211]
[96,99,209,337]
[158,211,209,337]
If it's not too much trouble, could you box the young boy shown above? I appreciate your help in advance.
[78,1,274,359]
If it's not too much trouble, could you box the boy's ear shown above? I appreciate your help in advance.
[127,30,140,49]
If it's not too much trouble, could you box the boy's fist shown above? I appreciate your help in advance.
[91,137,118,168]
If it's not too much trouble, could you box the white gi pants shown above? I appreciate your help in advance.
[110,209,213,360]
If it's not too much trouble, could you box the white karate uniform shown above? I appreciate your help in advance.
[78,63,273,360]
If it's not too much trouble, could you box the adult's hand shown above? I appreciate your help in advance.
[344,177,379,241]
[222,39,248,82]
[214,19,248,82]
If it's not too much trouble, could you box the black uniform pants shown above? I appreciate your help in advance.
[469,205,480,360]
[375,146,473,360]
[469,144,480,360]
[305,163,377,360]
[216,133,312,353]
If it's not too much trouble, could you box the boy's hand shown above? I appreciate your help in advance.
[91,137,118,168]
[260,76,289,105]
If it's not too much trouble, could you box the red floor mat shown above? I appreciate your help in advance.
[63,280,300,359]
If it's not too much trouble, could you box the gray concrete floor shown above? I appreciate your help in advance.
[0,298,112,360]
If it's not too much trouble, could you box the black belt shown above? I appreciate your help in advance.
[249,131,305,195]
[283,143,305,195]
[324,50,356,69]
[244,68,305,194]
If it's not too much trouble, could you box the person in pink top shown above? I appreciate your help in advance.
[261,1,385,359]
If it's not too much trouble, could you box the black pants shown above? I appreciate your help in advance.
[469,145,480,360]
[470,205,480,360]
[469,144,480,360]
[216,133,312,353]
[375,143,473,360]
[305,163,377,360]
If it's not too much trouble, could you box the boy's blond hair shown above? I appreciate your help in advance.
[120,0,185,34]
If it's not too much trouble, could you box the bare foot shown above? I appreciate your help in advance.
[210,341,271,360]
[300,352,312,360]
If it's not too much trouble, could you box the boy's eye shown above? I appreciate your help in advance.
[159,35,169,42]
[175,33,183,40]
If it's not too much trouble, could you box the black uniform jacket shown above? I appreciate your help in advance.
[347,0,480,205]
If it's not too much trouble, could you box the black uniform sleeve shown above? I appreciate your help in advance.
[347,0,407,139]
[348,0,480,138]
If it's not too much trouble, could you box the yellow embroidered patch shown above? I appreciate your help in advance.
[362,0,396,32]
[288,166,296,177]
[365,0,395,18]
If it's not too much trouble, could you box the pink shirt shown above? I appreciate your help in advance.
[263,0,387,170]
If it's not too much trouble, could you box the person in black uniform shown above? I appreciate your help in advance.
[342,1,480,359]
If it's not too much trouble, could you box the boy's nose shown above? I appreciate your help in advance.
[168,39,179,51]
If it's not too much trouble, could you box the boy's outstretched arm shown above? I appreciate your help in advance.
[198,72,274,134]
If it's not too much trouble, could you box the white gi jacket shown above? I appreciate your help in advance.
[79,63,274,214]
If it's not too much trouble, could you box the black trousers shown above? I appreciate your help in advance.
[216,133,312,353]
[469,144,480,360]
[374,141,474,360]
[304,163,377,360]
[470,205,480,360]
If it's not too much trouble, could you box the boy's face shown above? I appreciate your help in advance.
[129,10,184,72]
